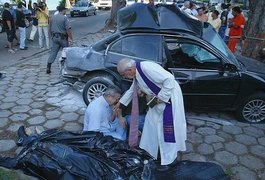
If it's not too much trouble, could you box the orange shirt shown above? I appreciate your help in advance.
[229,14,246,36]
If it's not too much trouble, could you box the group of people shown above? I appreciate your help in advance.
[182,1,246,53]
[2,0,50,53]
[83,58,187,166]
[2,0,73,74]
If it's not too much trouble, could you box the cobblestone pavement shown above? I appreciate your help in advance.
[0,32,265,180]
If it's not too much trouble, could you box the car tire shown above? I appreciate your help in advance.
[236,93,265,123]
[85,11,89,17]
[94,10,96,15]
[82,76,114,106]
[71,14,74,17]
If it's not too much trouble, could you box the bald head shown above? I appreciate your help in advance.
[117,58,136,79]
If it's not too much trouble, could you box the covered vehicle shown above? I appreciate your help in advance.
[70,0,96,17]
[59,3,265,123]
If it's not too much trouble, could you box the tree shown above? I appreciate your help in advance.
[241,0,265,62]
[105,0,126,29]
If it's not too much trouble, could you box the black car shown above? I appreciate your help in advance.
[60,4,265,123]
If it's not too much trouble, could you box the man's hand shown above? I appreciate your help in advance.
[113,102,120,112]
[119,117,127,128]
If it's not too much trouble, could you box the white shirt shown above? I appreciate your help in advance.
[83,96,113,132]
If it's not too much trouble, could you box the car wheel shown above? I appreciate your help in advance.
[25,19,30,28]
[236,93,265,123]
[85,11,89,17]
[82,76,114,106]
[94,10,96,15]
[70,14,74,17]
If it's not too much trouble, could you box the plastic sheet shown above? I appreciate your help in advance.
[0,129,229,180]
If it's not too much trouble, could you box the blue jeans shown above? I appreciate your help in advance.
[103,118,127,141]
[218,26,226,40]
[125,114,146,131]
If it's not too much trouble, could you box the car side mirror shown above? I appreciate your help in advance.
[223,63,237,72]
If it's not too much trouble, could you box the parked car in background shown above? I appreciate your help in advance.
[70,0,96,17]
[96,0,112,10]
[59,4,265,123]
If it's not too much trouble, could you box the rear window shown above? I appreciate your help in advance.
[109,34,161,62]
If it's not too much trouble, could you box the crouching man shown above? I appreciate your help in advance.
[83,86,127,140]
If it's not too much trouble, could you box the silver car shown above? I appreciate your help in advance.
[70,1,97,17]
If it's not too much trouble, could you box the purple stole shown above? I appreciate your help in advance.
[136,62,176,143]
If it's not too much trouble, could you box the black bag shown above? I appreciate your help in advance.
[0,129,230,180]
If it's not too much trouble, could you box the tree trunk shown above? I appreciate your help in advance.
[105,0,126,29]
[241,0,265,62]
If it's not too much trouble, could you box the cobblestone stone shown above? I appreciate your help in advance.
[215,151,238,165]
[0,140,16,152]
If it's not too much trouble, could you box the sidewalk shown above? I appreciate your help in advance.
[0,31,265,179]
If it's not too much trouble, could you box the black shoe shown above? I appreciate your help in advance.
[20,47,28,50]
[156,165,170,171]
[27,39,33,42]
[46,63,51,74]
[16,126,28,146]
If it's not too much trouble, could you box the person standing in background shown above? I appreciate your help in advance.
[36,2,49,49]
[196,7,208,22]
[208,10,221,32]
[46,5,73,74]
[9,5,20,46]
[227,6,245,53]
[2,3,16,53]
[16,2,28,50]
[28,2,38,42]
[218,3,229,39]
[224,3,233,44]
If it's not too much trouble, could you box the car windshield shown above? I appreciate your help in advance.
[74,1,88,7]
[203,27,240,67]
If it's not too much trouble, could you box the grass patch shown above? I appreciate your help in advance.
[0,168,18,180]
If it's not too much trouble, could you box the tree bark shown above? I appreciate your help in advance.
[241,0,265,62]
[105,0,126,29]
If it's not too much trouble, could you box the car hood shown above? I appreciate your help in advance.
[64,47,104,71]
[117,3,203,36]
[71,6,88,11]
[236,54,265,76]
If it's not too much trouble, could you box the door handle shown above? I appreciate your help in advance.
[176,77,190,84]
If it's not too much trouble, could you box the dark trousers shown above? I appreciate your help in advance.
[47,35,69,64]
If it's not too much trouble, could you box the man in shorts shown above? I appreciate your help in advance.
[2,2,16,53]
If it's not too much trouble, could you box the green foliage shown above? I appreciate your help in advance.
[59,0,66,6]
[0,168,18,180]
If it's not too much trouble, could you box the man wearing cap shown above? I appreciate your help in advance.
[46,5,73,74]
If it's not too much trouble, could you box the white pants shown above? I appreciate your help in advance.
[38,26,49,48]
[29,25,38,40]
[19,27,26,49]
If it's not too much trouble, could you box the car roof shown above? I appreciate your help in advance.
[117,3,203,36]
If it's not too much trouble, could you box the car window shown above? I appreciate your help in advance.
[75,1,88,7]
[109,35,160,62]
[165,42,221,70]
[203,26,239,67]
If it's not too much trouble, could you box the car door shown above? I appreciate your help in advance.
[105,34,163,66]
[164,39,241,109]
